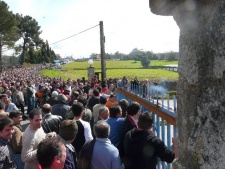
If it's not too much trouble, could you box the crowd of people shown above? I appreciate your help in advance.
[0,66,178,169]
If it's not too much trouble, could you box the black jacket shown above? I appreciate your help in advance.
[42,113,62,134]
[124,129,175,169]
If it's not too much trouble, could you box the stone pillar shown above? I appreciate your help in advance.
[87,67,95,81]
[150,1,225,168]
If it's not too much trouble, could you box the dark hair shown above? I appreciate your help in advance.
[9,110,22,119]
[138,112,153,130]
[93,89,99,96]
[109,106,121,118]
[97,87,102,93]
[0,117,13,131]
[1,94,7,98]
[0,102,5,110]
[73,91,80,98]
[127,101,141,116]
[94,120,110,138]
[37,138,64,168]
[119,99,129,117]
[29,108,42,119]
[71,102,84,116]
[77,96,87,107]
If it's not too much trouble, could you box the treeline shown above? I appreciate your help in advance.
[90,48,179,61]
[90,48,178,68]
[0,1,59,72]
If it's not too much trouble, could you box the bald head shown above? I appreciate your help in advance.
[42,104,51,114]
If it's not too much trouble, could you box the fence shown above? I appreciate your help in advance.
[116,84,177,169]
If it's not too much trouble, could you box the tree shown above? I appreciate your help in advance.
[0,1,20,72]
[140,56,150,68]
[16,14,42,65]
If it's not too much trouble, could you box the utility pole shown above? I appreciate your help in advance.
[99,21,106,81]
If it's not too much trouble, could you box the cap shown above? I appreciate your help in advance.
[100,95,107,104]
[102,87,108,92]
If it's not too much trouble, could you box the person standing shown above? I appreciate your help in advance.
[21,109,47,169]
[124,112,177,169]
[12,86,26,119]
[105,106,124,148]
[87,89,100,112]
[26,81,36,114]
[79,120,123,169]
[93,95,107,123]
[37,138,66,169]
[52,94,70,120]
[119,101,141,161]
[1,94,18,113]
[105,94,119,110]
[71,102,93,155]
[97,106,109,122]
[0,117,18,169]
[41,103,62,134]
[9,110,24,169]
[45,91,59,106]
[57,120,78,169]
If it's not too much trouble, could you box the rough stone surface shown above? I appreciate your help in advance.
[150,0,225,168]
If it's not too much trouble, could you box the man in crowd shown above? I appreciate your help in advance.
[124,112,178,169]
[71,102,93,155]
[45,91,59,106]
[12,85,26,119]
[107,84,115,95]
[106,106,124,148]
[119,101,141,160]
[9,110,24,169]
[93,95,107,123]
[90,120,123,169]
[119,99,129,117]
[0,117,17,168]
[87,88,100,112]
[26,80,36,114]
[106,93,119,109]
[37,138,66,169]
[57,120,78,169]
[42,103,62,134]
[21,109,47,169]
[97,106,109,122]
[52,94,70,120]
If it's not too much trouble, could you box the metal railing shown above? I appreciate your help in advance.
[116,84,177,169]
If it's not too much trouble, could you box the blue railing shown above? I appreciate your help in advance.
[116,84,177,169]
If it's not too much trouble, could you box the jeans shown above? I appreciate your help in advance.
[13,154,24,169]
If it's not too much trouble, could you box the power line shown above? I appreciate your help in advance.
[49,24,99,46]
[1,23,100,52]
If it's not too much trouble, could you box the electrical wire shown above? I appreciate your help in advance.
[1,23,100,52]
[49,24,99,45]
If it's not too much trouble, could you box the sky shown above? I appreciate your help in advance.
[5,0,180,59]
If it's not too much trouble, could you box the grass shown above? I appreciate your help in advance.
[39,60,178,81]
[63,60,178,70]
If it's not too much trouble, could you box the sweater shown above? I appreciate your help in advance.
[21,126,46,169]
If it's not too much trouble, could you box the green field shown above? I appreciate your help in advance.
[63,60,178,69]
[39,60,178,81]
